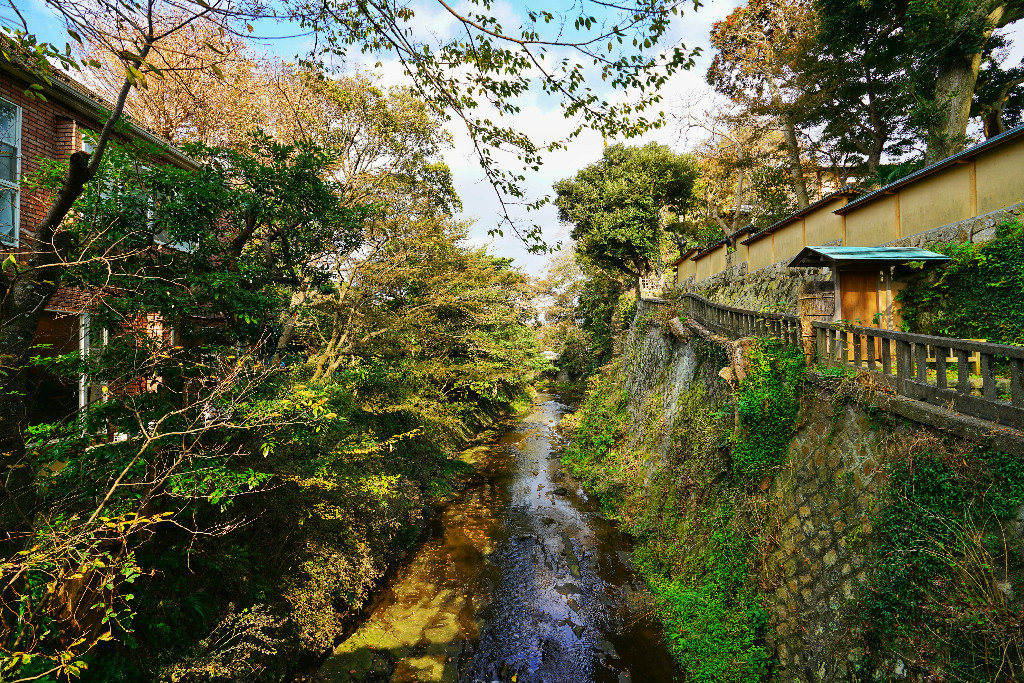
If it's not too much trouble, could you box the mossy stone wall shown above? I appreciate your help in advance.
[592,304,1024,683]
[764,391,887,682]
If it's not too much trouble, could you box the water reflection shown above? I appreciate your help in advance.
[318,394,681,683]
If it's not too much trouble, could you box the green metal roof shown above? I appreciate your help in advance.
[788,246,951,269]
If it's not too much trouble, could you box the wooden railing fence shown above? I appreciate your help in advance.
[680,293,1024,429]
[682,293,801,347]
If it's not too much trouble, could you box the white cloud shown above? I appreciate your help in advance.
[443,0,742,276]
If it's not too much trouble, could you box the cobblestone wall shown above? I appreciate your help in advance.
[764,388,889,683]
[617,310,955,683]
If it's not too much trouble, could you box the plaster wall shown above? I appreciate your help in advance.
[709,245,727,275]
[976,135,1024,214]
[898,164,971,239]
[696,254,712,282]
[773,221,805,266]
[747,236,775,272]
[844,195,898,247]
[805,201,846,245]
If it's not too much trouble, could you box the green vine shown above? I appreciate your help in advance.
[639,508,770,683]
[731,339,806,479]
[897,219,1024,344]
[857,447,1024,682]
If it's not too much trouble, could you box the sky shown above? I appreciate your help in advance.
[373,0,742,277]
[6,0,1024,276]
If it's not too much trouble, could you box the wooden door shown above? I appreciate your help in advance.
[840,270,881,326]
[840,269,884,362]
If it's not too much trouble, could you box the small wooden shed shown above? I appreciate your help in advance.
[788,246,950,329]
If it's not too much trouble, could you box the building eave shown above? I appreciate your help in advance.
[834,124,1024,216]
[1,57,199,171]
[741,188,862,246]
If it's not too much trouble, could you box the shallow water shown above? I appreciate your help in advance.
[318,393,681,683]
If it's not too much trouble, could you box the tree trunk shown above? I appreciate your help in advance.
[0,51,147,536]
[925,4,1008,163]
[926,51,986,163]
[731,159,746,233]
[271,288,308,365]
[781,114,810,208]
[0,152,93,534]
[765,78,810,207]
[863,69,888,175]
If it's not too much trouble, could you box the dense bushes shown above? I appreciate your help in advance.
[560,367,630,477]
[897,219,1024,344]
[639,515,770,683]
[2,140,542,682]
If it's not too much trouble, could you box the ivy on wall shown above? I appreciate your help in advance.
[897,219,1024,344]
[640,511,770,683]
[858,447,1024,682]
[731,339,806,479]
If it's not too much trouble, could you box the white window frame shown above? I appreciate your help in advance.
[0,96,21,247]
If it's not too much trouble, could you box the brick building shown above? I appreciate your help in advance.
[1,57,195,423]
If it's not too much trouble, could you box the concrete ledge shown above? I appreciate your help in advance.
[808,371,1024,457]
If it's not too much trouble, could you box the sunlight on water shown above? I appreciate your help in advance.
[317,394,681,683]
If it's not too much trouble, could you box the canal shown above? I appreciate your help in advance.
[317,393,682,683]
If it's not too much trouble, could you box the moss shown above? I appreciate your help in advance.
[563,326,777,683]
[730,339,805,479]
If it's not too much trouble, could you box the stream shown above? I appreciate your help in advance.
[317,393,682,683]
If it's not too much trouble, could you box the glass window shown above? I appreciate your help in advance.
[0,99,20,245]
[81,129,95,154]
[0,189,15,243]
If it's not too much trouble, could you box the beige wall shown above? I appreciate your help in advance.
[734,242,748,268]
[747,236,774,272]
[773,221,805,265]
[675,258,696,284]
[898,164,971,238]
[696,254,712,281]
[976,135,1024,214]
[805,199,846,245]
[844,195,898,247]
[710,245,727,274]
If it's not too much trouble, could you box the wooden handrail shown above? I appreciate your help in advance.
[683,292,799,323]
[680,293,1024,429]
[810,320,1024,359]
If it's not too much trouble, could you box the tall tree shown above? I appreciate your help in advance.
[0,136,366,680]
[816,0,1024,164]
[677,105,799,240]
[917,0,1024,161]
[1,0,699,524]
[973,39,1024,137]
[553,143,698,282]
[3,0,700,246]
[707,0,816,207]
[807,0,918,176]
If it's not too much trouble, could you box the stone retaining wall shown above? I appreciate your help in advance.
[614,312,1009,683]
[764,387,887,682]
